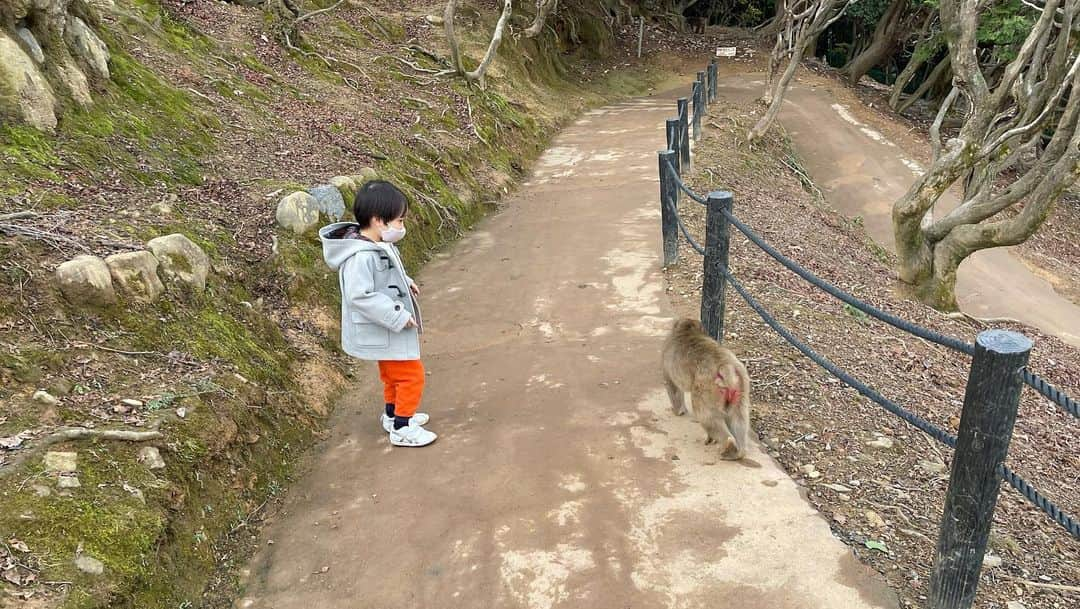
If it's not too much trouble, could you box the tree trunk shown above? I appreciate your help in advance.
[841,0,909,83]
[897,54,950,113]
[525,0,558,38]
[749,45,803,141]
[759,0,786,36]
[889,48,930,110]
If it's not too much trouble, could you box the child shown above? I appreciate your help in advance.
[320,180,436,447]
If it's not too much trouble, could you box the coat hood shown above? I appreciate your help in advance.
[319,222,384,270]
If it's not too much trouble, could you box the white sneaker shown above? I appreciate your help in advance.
[389,420,437,447]
[381,412,430,433]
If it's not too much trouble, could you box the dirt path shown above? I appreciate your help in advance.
[715,74,1080,348]
[232,92,896,609]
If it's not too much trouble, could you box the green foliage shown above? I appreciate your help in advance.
[846,0,896,27]
[977,0,1036,62]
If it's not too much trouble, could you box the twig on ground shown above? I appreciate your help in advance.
[1001,576,1080,594]
[295,0,344,23]
[0,211,36,222]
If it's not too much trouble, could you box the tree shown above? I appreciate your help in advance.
[748,0,855,142]
[892,0,1080,308]
[525,0,560,37]
[444,0,514,89]
[840,0,927,84]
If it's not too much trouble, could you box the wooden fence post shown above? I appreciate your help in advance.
[930,329,1033,609]
[695,78,704,139]
[709,61,718,102]
[666,119,682,175]
[677,97,691,169]
[701,191,733,341]
[697,70,707,108]
[658,150,679,266]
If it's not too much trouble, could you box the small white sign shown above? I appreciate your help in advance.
[716,47,737,58]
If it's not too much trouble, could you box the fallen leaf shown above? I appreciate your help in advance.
[864,540,888,553]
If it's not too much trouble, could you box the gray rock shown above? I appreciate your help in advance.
[1006,602,1026,609]
[328,177,358,211]
[137,446,166,470]
[65,16,110,79]
[822,483,852,493]
[309,184,346,221]
[424,15,444,25]
[57,475,81,489]
[276,191,321,234]
[982,554,1003,569]
[55,255,117,306]
[33,390,59,407]
[867,436,895,450]
[918,460,947,475]
[56,59,94,107]
[44,451,78,473]
[0,31,57,130]
[147,234,210,292]
[15,27,44,64]
[75,553,105,575]
[105,251,165,303]
[31,484,52,497]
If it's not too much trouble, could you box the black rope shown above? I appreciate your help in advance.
[663,192,705,255]
[1022,369,1080,419]
[999,464,1080,539]
[720,209,977,356]
[664,158,709,205]
[723,268,959,448]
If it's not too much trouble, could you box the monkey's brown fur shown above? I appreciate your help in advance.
[662,318,751,459]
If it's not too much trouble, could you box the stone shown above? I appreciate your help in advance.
[31,484,52,498]
[65,16,110,79]
[147,234,211,292]
[55,255,117,306]
[57,60,94,107]
[105,251,165,303]
[424,15,445,25]
[137,446,166,470]
[822,483,852,493]
[867,436,895,450]
[1006,602,1026,609]
[57,475,81,489]
[44,451,78,473]
[121,398,144,408]
[309,184,347,221]
[32,390,59,407]
[864,510,886,528]
[918,460,947,475]
[329,176,358,210]
[0,31,58,130]
[982,554,1003,569]
[75,553,105,575]
[357,167,379,181]
[47,378,74,396]
[15,27,44,64]
[276,191,321,234]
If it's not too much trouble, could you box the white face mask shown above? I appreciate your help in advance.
[380,225,406,243]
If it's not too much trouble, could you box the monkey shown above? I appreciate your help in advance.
[689,16,707,35]
[661,318,751,460]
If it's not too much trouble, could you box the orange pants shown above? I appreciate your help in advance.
[378,360,425,418]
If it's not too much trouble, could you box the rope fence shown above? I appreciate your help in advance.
[657,61,1079,609]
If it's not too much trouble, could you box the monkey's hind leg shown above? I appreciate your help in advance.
[721,407,750,460]
[665,376,687,416]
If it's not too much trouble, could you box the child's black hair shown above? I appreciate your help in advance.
[353,180,409,228]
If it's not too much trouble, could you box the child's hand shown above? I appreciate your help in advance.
[409,280,420,297]
[403,317,418,329]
